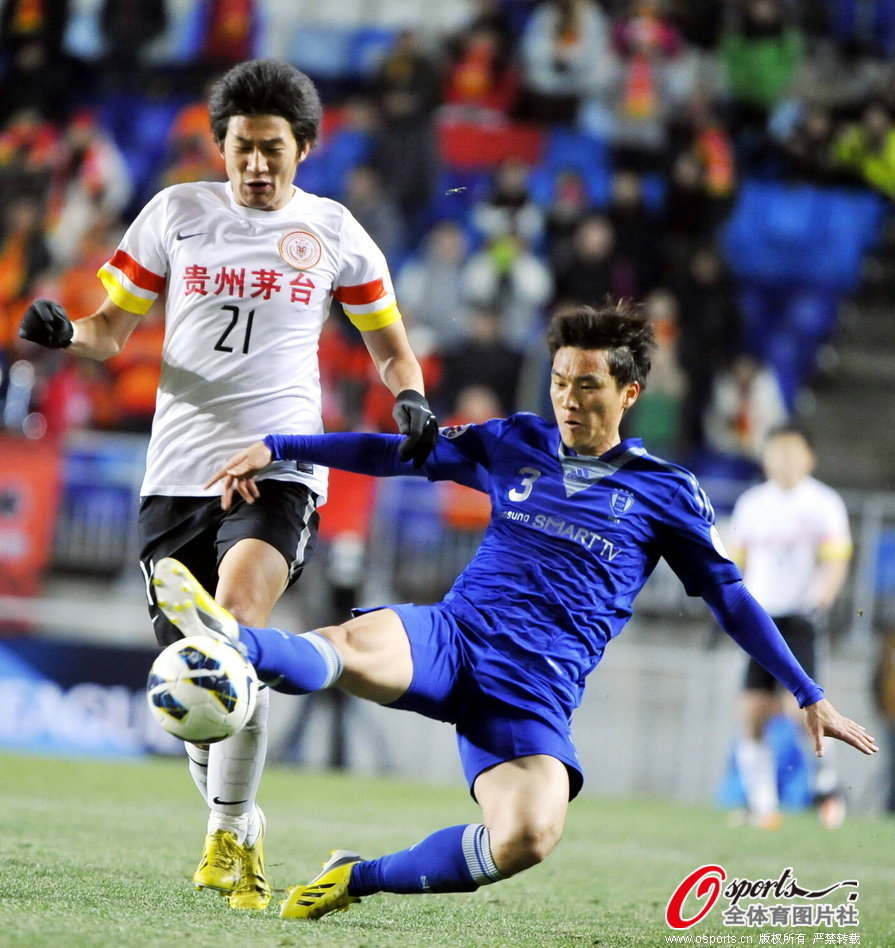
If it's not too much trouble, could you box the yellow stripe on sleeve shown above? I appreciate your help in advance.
[818,539,853,562]
[98,267,156,315]
[345,302,402,332]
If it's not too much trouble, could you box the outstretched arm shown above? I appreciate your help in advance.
[205,431,413,509]
[703,579,877,756]
[19,296,141,360]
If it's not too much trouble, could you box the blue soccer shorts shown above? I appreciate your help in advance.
[377,602,584,800]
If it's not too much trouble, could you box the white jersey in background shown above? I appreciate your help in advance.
[728,476,852,616]
[97,181,401,500]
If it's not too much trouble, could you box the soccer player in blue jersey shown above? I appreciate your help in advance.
[152,301,877,921]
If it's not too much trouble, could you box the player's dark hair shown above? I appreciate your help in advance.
[765,421,815,451]
[547,301,656,388]
[208,59,323,149]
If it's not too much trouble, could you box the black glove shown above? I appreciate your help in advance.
[392,389,438,467]
[18,299,74,349]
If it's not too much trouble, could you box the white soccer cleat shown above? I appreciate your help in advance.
[153,557,242,648]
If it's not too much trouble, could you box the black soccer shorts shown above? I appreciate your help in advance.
[139,480,319,645]
[743,613,817,692]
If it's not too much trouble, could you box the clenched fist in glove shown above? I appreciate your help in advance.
[392,389,438,467]
[18,299,74,349]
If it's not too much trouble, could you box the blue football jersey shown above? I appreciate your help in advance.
[420,413,741,711]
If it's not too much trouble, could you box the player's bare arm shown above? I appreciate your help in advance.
[19,295,141,359]
[811,557,850,611]
[362,319,438,466]
[360,318,426,396]
[803,698,877,756]
[69,296,143,359]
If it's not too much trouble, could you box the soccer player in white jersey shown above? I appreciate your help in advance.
[18,59,438,910]
[150,303,874,922]
[728,424,853,829]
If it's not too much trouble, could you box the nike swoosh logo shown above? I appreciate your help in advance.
[176,230,207,241]
[212,796,248,806]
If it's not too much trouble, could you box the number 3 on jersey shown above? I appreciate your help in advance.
[214,304,255,354]
[509,466,541,502]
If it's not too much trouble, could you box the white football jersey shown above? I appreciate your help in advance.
[728,476,852,615]
[98,182,402,499]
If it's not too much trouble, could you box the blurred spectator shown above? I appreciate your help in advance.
[161,99,227,188]
[0,109,58,209]
[518,0,614,124]
[673,246,742,450]
[831,97,895,198]
[30,351,100,437]
[660,152,721,273]
[178,0,261,93]
[675,90,737,202]
[624,287,686,458]
[0,196,51,308]
[552,213,623,307]
[703,352,788,471]
[775,102,844,185]
[471,157,544,246]
[0,0,78,122]
[665,0,725,50]
[42,214,118,323]
[371,30,442,239]
[607,170,663,297]
[463,233,552,349]
[448,0,517,56]
[342,165,406,266]
[827,0,895,59]
[543,167,593,270]
[442,26,520,118]
[396,220,473,349]
[438,306,523,415]
[594,0,692,166]
[99,0,168,94]
[45,112,133,266]
[0,0,69,55]
[720,0,805,169]
[299,97,377,200]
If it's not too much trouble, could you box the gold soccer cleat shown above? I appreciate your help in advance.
[193,829,241,892]
[279,850,362,920]
[227,810,271,911]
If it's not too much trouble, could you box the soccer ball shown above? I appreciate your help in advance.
[146,635,258,743]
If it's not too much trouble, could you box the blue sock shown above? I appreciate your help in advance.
[238,626,342,695]
[349,824,504,895]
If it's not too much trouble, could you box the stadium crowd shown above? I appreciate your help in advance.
[2,0,895,478]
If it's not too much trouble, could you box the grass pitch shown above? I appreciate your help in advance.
[1,753,893,948]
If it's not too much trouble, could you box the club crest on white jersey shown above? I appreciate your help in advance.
[279,230,322,270]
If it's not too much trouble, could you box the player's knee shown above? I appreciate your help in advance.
[219,592,267,627]
[322,623,373,674]
[492,817,563,876]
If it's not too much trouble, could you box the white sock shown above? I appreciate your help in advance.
[814,738,839,796]
[186,743,209,804]
[736,738,779,816]
[206,687,269,842]
[244,806,264,848]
